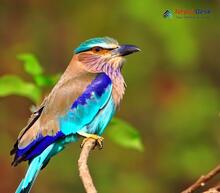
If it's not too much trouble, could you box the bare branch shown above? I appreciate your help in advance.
[203,183,220,193]
[78,138,97,193]
[182,165,220,193]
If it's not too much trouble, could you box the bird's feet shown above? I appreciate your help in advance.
[78,132,104,149]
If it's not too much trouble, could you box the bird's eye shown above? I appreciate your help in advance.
[92,46,103,53]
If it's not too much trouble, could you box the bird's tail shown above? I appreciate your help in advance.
[15,144,54,193]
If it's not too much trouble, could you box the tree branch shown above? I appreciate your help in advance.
[182,164,220,193]
[78,138,97,193]
[203,183,220,193]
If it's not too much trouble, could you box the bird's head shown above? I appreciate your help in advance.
[74,37,140,75]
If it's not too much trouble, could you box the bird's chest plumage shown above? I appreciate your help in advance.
[59,73,117,135]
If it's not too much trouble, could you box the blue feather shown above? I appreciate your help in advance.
[80,96,115,135]
[74,37,118,54]
[71,73,112,108]
[15,131,65,161]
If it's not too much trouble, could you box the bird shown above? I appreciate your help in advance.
[10,37,140,193]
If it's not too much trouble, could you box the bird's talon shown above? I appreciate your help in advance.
[80,135,104,149]
[96,138,104,149]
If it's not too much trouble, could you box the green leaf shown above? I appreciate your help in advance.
[17,53,43,76]
[106,118,144,151]
[0,75,41,103]
[34,74,60,87]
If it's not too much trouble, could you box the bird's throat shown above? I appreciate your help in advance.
[105,69,126,107]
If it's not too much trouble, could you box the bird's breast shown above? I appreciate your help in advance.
[110,74,126,106]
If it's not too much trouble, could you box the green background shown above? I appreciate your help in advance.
[0,1,220,193]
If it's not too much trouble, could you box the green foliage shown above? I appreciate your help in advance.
[0,53,143,151]
[17,53,43,76]
[17,53,61,88]
[34,74,61,87]
[107,118,144,151]
[0,75,41,103]
[0,54,62,104]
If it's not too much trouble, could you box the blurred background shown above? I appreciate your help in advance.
[0,0,220,193]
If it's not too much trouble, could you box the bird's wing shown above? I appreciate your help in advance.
[10,98,47,156]
[11,73,113,165]
[59,73,113,135]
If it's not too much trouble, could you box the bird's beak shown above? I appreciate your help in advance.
[113,44,141,57]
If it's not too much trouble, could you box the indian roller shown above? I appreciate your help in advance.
[10,37,140,193]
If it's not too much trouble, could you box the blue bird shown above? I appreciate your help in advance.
[11,37,140,193]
